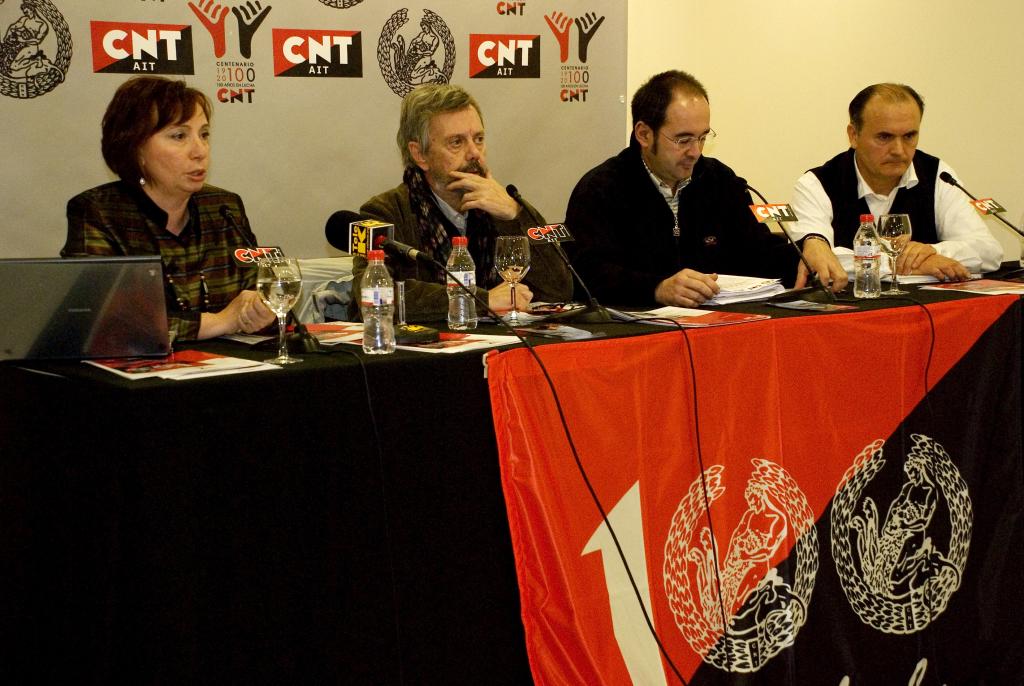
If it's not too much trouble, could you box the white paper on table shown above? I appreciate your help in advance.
[706,274,784,305]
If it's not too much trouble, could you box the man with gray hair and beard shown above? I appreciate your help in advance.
[352,83,571,322]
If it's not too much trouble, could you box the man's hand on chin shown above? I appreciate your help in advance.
[448,170,520,220]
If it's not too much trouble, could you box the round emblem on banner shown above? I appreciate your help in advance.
[663,459,819,673]
[831,434,971,634]
[0,0,71,99]
[376,8,455,97]
[316,0,366,8]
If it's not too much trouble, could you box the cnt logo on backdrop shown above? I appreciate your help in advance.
[468,34,539,79]
[272,28,362,78]
[0,0,72,99]
[377,8,454,97]
[90,21,195,75]
[544,9,604,103]
[317,0,365,8]
[495,1,526,15]
[186,1,272,105]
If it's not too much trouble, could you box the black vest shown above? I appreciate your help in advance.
[810,148,939,248]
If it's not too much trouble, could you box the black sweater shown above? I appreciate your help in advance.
[565,143,797,307]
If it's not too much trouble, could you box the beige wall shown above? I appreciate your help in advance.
[628,0,1024,261]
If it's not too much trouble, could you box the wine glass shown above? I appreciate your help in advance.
[877,213,913,296]
[495,236,531,324]
[256,256,303,364]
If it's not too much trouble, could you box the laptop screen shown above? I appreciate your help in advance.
[0,255,170,361]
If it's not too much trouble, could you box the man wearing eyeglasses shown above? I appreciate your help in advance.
[350,83,571,321]
[789,83,1002,292]
[565,70,795,307]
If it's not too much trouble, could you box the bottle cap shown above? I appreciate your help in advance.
[452,236,468,247]
[860,214,874,222]
[367,249,385,260]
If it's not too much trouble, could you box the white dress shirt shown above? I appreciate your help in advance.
[789,155,1003,273]
[641,157,690,236]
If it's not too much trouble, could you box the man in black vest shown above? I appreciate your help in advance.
[791,83,1002,292]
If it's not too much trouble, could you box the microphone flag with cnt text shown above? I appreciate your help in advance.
[220,205,284,266]
[525,223,575,244]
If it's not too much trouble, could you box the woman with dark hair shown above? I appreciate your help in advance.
[62,75,274,340]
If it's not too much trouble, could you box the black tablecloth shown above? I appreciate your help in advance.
[0,280,1017,683]
[0,342,532,683]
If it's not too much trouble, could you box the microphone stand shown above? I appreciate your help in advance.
[250,309,322,354]
[940,172,1024,240]
[505,185,612,323]
[744,185,836,303]
[223,205,322,353]
[939,172,1024,277]
[286,312,323,353]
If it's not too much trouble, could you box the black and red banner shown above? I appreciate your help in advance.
[468,34,540,78]
[90,21,195,75]
[488,296,1024,684]
[271,28,362,78]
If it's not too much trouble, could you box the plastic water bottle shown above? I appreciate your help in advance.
[446,236,478,330]
[360,249,396,354]
[853,213,881,299]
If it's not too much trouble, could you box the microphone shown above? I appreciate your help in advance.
[221,205,255,248]
[939,172,1024,240]
[325,210,395,255]
[506,184,611,323]
[221,206,284,265]
[221,206,320,353]
[374,235,435,264]
[325,210,362,251]
[746,185,835,302]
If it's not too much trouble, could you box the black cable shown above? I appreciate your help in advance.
[332,347,407,685]
[875,294,937,413]
[523,319,690,686]
[916,300,937,410]
[870,294,941,681]
[373,252,692,685]
[678,326,735,671]
[640,317,735,671]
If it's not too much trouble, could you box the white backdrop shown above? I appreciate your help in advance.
[0,0,627,258]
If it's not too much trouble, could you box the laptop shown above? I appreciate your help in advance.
[0,255,170,361]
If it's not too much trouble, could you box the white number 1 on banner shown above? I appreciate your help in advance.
[582,481,669,685]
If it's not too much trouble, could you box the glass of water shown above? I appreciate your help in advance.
[256,257,303,364]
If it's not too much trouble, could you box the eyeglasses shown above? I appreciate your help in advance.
[659,129,717,150]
